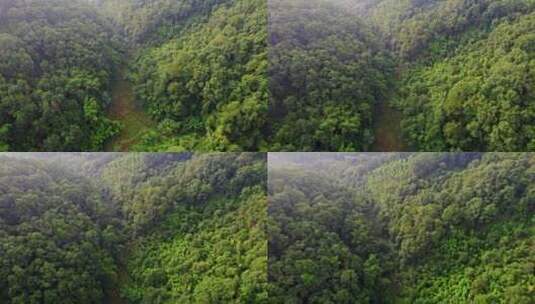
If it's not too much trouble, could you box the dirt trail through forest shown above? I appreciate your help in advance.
[105,68,155,151]
[371,99,408,152]
[371,64,409,152]
[104,250,130,304]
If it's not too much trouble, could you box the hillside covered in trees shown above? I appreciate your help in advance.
[267,0,393,151]
[0,152,267,303]
[268,153,534,302]
[0,0,122,151]
[2,0,533,152]
[0,0,267,152]
[268,0,535,151]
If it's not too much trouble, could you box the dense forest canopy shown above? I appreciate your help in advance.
[0,0,268,152]
[268,152,534,302]
[0,152,267,303]
[0,156,120,303]
[356,0,535,60]
[396,10,535,151]
[268,0,535,151]
[1,0,533,151]
[128,0,268,151]
[367,0,535,151]
[267,0,394,151]
[0,0,122,151]
[96,0,232,44]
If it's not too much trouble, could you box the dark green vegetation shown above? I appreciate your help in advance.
[394,10,535,151]
[371,0,535,151]
[269,0,535,151]
[268,0,394,151]
[268,153,534,302]
[0,153,267,303]
[0,0,121,151]
[127,0,268,151]
[0,0,267,152]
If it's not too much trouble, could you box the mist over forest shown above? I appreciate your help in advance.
[1,0,533,151]
[0,151,533,303]
[0,0,267,152]
[268,0,535,151]
[268,152,534,302]
[0,152,267,303]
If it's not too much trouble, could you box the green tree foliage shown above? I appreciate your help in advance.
[99,153,267,232]
[358,0,535,60]
[128,0,268,151]
[0,157,120,303]
[0,0,268,152]
[97,0,232,44]
[356,0,535,151]
[268,168,393,302]
[269,153,534,302]
[123,188,267,303]
[269,0,534,151]
[268,0,394,151]
[0,0,122,151]
[396,12,535,151]
[0,152,267,303]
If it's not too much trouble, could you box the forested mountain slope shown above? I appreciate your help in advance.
[127,0,268,151]
[268,153,534,302]
[0,153,267,303]
[357,0,534,60]
[96,0,232,44]
[360,0,535,151]
[396,10,535,151]
[268,0,535,151]
[0,157,121,302]
[268,0,394,151]
[0,0,122,151]
[0,0,268,152]
[355,0,535,151]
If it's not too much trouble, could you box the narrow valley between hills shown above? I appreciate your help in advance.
[0,0,267,152]
[2,0,531,152]
[0,153,268,303]
[105,67,155,152]
[371,99,407,152]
